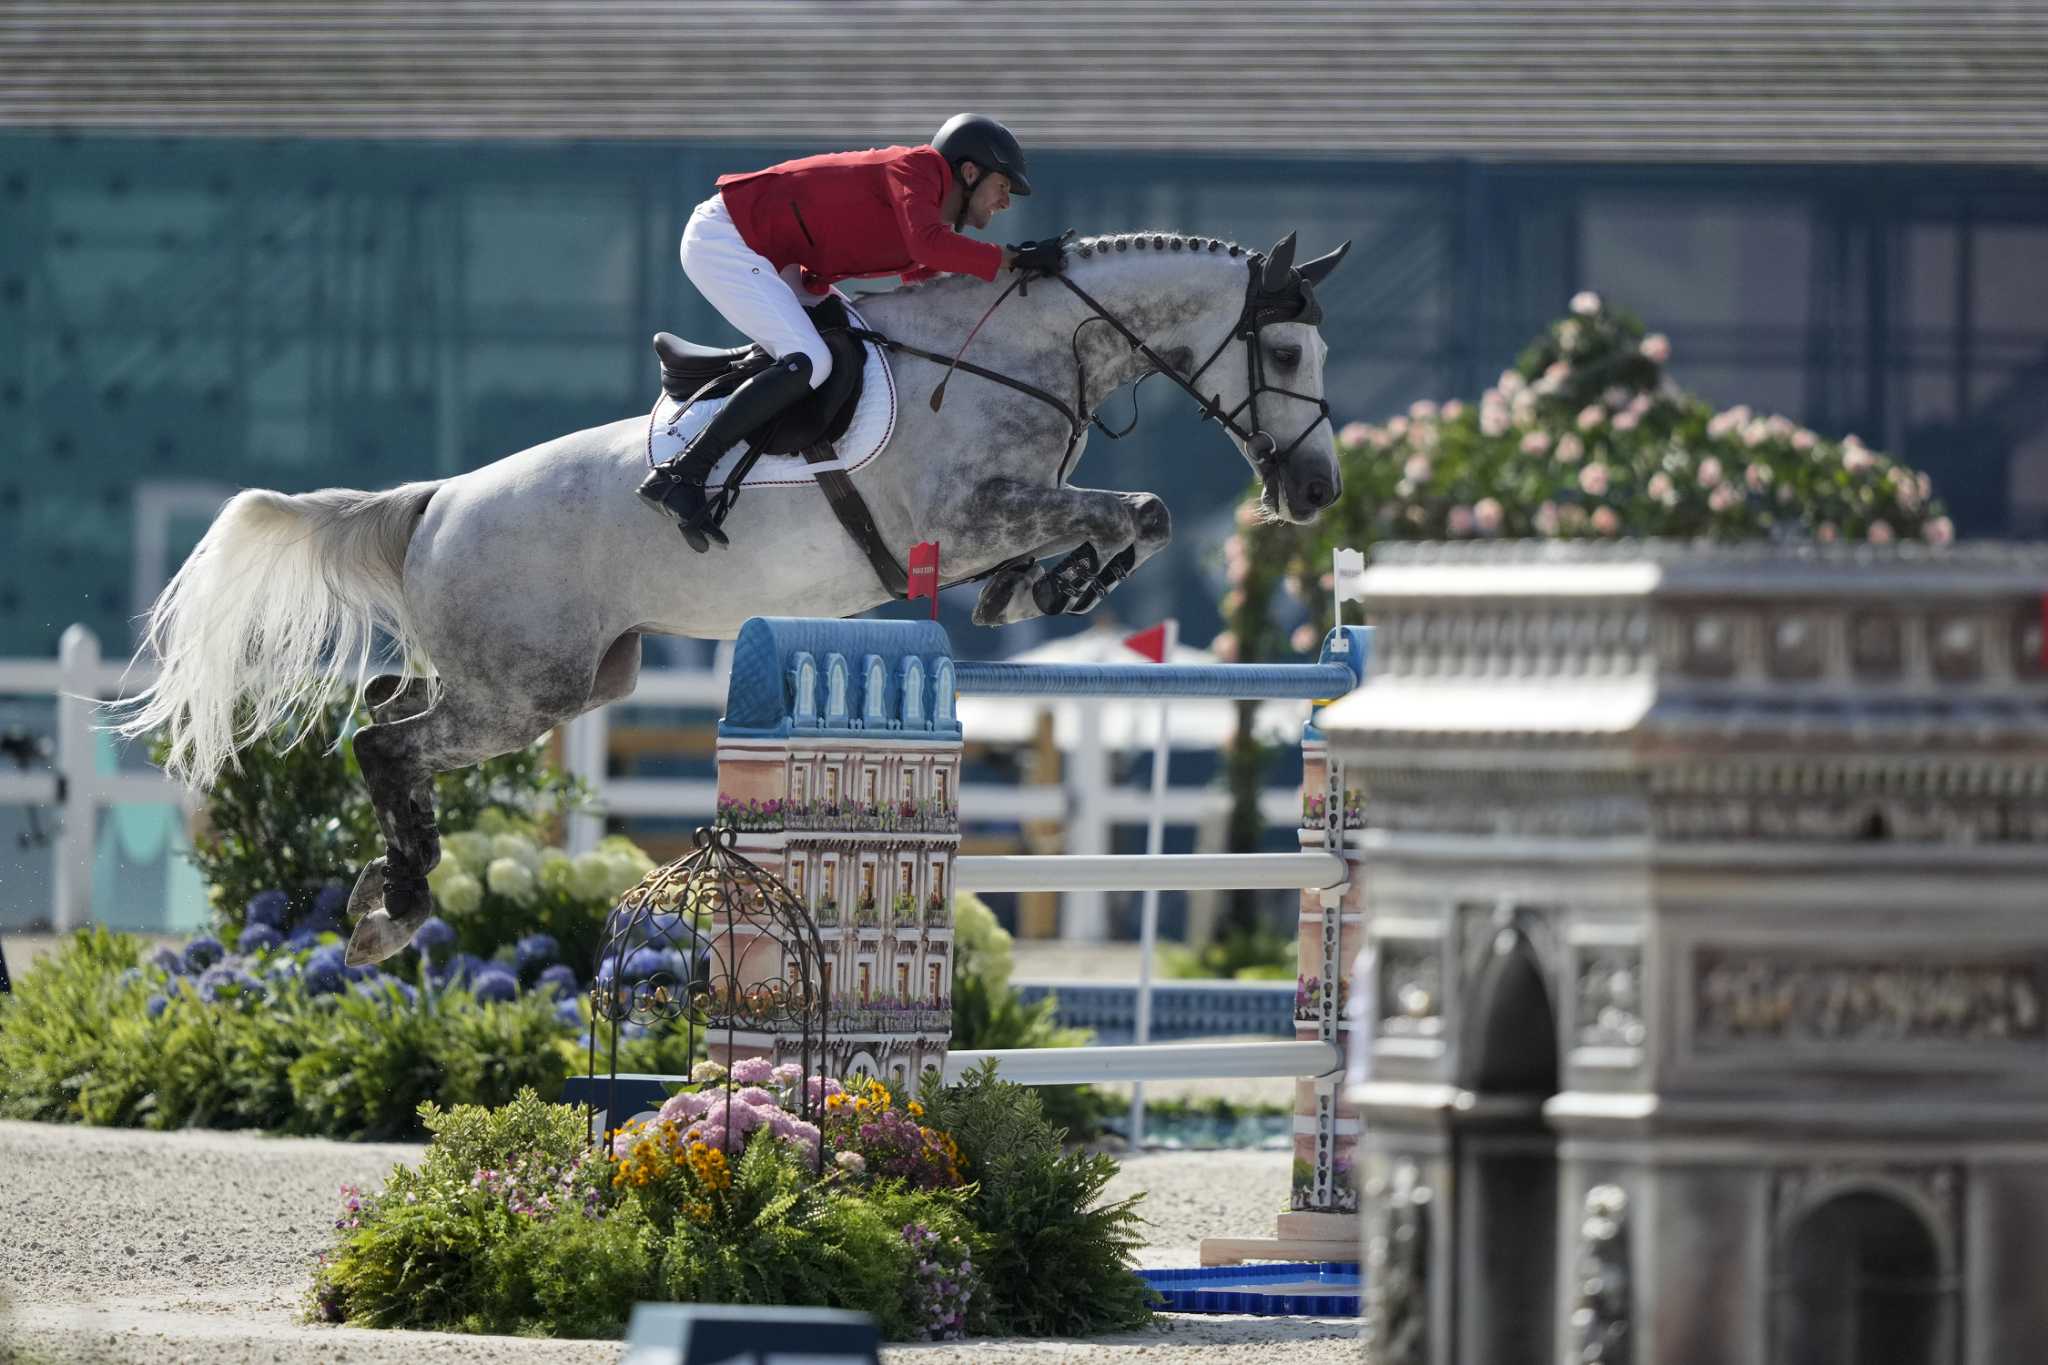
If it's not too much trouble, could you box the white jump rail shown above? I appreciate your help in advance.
[954,850,1347,893]
[943,1039,1341,1085]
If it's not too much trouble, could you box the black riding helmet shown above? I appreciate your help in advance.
[932,113,1033,196]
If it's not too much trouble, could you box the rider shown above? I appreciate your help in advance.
[640,113,1067,550]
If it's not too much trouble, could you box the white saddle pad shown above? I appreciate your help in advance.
[645,298,898,489]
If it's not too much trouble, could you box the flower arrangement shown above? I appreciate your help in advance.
[892,892,920,926]
[1221,291,1953,663]
[168,691,586,945]
[1290,1150,1360,1213]
[714,795,786,832]
[1293,974,1323,1021]
[313,1064,1151,1343]
[780,796,960,834]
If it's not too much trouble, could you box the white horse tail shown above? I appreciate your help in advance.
[115,481,444,789]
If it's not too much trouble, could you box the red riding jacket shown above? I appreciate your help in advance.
[716,145,1005,295]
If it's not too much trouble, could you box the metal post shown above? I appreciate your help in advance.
[1133,621,1179,1151]
[54,625,100,932]
[563,708,608,855]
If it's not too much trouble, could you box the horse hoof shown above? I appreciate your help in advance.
[342,858,433,966]
[345,857,387,923]
[346,910,411,967]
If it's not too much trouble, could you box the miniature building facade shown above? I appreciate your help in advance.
[1316,542,2048,1365]
[714,617,961,1086]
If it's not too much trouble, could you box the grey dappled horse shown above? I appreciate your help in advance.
[117,230,1349,966]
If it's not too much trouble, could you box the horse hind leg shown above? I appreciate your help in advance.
[344,637,641,967]
[347,676,442,954]
[345,689,559,966]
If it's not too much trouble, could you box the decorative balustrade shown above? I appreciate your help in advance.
[827,998,953,1035]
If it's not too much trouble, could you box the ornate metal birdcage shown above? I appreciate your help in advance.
[587,825,828,1170]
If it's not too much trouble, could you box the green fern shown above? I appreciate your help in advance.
[416,1088,592,1186]
[918,1061,1156,1336]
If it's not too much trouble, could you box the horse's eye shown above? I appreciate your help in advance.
[1272,344,1303,367]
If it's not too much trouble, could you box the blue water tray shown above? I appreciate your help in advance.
[1137,1262,1361,1316]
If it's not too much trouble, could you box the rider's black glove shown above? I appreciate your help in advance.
[1009,230,1074,276]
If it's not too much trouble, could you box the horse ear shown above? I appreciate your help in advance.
[1297,239,1352,286]
[1262,232,1298,291]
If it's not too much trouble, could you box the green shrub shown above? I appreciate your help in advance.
[917,1062,1155,1336]
[0,927,157,1124]
[316,1091,632,1333]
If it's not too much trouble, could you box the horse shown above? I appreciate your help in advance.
[114,229,1350,966]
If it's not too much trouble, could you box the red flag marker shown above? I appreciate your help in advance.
[1123,621,1173,663]
[907,541,941,620]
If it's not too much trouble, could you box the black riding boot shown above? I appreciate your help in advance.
[638,354,815,552]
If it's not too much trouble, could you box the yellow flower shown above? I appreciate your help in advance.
[907,1101,924,1118]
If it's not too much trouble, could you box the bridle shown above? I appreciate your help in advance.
[1052,253,1333,489]
[845,240,1334,492]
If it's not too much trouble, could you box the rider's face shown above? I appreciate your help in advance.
[962,170,1012,229]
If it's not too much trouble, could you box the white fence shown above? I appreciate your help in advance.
[2,626,1312,934]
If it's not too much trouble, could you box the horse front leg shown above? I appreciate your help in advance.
[1053,491,1171,615]
[965,483,1170,626]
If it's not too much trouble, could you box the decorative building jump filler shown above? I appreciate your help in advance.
[712,617,963,1087]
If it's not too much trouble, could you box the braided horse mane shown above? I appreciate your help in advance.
[1067,230,1258,262]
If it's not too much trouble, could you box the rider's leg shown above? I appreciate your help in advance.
[676,195,835,390]
[641,353,814,552]
[639,195,834,549]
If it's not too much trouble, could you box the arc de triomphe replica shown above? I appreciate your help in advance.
[1315,541,2048,1365]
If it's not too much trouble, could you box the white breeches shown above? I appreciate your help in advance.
[679,195,833,390]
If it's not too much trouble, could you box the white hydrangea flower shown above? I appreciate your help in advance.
[604,853,647,899]
[569,852,614,902]
[437,872,484,917]
[491,833,541,871]
[486,857,537,906]
[442,831,492,875]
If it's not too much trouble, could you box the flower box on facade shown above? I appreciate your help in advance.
[781,797,962,835]
[715,795,787,832]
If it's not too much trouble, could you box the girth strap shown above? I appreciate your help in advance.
[801,440,909,599]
